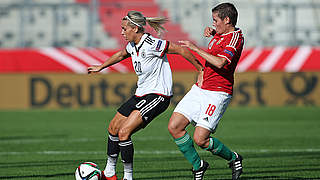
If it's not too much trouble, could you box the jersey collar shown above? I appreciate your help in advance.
[136,33,149,48]
[220,28,241,36]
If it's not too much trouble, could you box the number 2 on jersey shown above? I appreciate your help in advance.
[205,104,216,116]
[134,61,142,73]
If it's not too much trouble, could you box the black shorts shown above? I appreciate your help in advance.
[117,94,171,127]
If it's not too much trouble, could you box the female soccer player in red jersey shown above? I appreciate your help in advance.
[168,3,244,180]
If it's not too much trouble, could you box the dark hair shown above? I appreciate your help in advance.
[212,3,238,26]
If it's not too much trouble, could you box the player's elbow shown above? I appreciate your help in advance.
[168,42,184,55]
[215,62,225,69]
[176,46,189,56]
[215,58,228,69]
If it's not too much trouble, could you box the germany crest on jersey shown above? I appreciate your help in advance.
[125,33,173,97]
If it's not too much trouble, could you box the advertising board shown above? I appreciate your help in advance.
[0,72,319,109]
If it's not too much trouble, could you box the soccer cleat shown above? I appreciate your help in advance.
[101,172,118,180]
[192,160,209,180]
[228,152,243,180]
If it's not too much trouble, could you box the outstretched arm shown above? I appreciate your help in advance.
[167,42,203,72]
[167,42,204,86]
[88,49,129,74]
[179,40,227,69]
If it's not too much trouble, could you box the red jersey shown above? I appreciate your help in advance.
[201,28,244,95]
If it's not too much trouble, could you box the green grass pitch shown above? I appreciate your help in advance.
[0,106,320,179]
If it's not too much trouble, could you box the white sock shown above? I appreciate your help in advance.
[104,156,117,177]
[123,162,133,180]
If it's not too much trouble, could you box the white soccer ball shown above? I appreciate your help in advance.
[75,162,102,180]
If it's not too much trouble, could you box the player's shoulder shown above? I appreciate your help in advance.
[142,34,154,45]
[222,28,244,47]
[222,28,243,40]
[127,41,135,48]
[144,34,168,52]
[125,42,134,53]
[144,34,166,46]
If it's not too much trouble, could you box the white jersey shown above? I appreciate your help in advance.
[126,33,173,97]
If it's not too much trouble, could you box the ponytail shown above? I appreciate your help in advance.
[146,16,168,35]
[124,11,168,35]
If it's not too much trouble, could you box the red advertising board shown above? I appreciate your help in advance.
[1,47,320,73]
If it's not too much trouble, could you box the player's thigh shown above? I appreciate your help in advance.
[109,95,137,134]
[137,94,171,127]
[197,91,232,132]
[117,94,170,138]
[173,85,202,123]
[118,110,144,140]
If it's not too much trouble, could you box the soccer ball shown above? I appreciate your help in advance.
[75,162,102,180]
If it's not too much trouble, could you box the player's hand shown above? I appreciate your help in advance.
[179,40,198,52]
[197,69,204,88]
[88,65,102,74]
[204,27,216,37]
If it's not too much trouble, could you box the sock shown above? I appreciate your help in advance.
[119,139,134,180]
[104,156,117,177]
[174,132,201,171]
[205,137,236,161]
[123,162,133,180]
[105,133,120,177]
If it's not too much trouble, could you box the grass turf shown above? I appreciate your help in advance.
[0,106,320,179]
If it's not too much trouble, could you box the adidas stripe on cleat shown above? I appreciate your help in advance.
[228,152,243,180]
[192,160,209,180]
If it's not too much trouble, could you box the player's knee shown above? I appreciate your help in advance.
[167,122,175,135]
[168,115,182,134]
[107,124,118,136]
[168,120,180,137]
[118,128,130,141]
[193,136,207,148]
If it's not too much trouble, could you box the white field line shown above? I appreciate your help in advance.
[1,149,320,156]
[0,137,171,144]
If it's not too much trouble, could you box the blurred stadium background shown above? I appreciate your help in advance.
[0,0,320,49]
[0,0,320,48]
[0,0,320,108]
[0,0,320,179]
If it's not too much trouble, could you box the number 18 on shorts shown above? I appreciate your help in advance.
[174,85,232,132]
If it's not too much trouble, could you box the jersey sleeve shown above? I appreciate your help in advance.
[125,42,134,55]
[217,32,241,63]
[206,38,216,54]
[150,39,169,58]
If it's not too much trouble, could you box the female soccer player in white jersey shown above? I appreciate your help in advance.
[168,3,244,180]
[87,10,204,180]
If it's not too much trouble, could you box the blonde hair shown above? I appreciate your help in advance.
[123,10,168,35]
